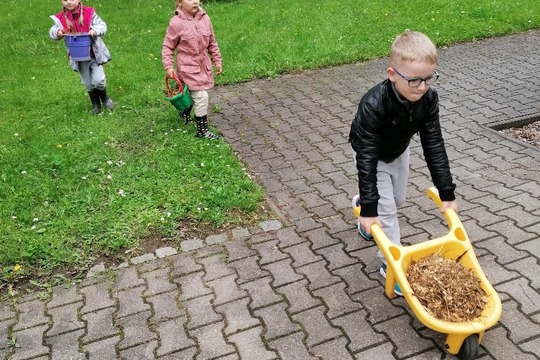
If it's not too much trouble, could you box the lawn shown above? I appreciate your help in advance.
[1,0,539,292]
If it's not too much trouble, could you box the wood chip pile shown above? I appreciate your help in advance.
[406,253,489,322]
[501,120,540,148]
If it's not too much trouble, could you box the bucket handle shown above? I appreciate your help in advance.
[165,74,185,95]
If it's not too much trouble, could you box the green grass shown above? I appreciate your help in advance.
[209,0,540,82]
[1,0,539,290]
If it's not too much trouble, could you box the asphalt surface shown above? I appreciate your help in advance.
[1,29,540,359]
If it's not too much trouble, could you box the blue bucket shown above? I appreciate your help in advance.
[65,34,92,61]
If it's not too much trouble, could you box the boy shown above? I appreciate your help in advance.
[349,31,458,296]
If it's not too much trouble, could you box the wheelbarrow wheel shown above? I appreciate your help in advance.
[457,334,479,360]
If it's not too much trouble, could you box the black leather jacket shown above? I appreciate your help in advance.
[349,79,456,217]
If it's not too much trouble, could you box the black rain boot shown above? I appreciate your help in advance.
[195,115,218,140]
[96,88,115,110]
[179,105,193,124]
[88,90,102,115]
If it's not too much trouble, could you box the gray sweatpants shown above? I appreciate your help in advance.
[354,147,410,264]
[77,58,106,92]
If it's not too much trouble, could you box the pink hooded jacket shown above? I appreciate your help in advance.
[162,7,222,91]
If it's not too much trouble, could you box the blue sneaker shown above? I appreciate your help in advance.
[352,195,374,241]
[380,263,403,297]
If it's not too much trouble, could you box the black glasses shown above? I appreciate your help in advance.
[392,68,439,87]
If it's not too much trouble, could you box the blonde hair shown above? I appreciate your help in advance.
[390,31,438,68]
[63,2,85,32]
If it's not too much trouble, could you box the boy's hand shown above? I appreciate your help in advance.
[359,216,381,235]
[57,29,64,38]
[440,200,458,214]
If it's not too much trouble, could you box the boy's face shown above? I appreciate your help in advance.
[180,0,200,16]
[387,61,437,103]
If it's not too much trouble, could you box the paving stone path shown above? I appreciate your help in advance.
[2,30,540,359]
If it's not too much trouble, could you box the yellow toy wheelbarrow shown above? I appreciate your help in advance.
[353,187,502,360]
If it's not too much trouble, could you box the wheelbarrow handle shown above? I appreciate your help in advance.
[425,187,460,229]
[426,187,443,209]
[370,187,461,242]
[165,74,185,95]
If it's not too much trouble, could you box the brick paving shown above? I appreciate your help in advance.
[2,30,540,359]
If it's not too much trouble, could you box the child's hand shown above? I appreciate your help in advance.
[165,68,176,79]
[359,216,381,235]
[215,64,223,75]
[440,200,458,214]
[57,29,64,38]
[89,29,97,38]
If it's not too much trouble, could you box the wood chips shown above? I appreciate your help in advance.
[500,120,540,148]
[406,253,489,322]
[164,85,183,98]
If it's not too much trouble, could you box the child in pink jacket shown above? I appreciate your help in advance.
[162,0,223,140]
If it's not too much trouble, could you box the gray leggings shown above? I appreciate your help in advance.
[353,147,410,263]
[77,58,106,91]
